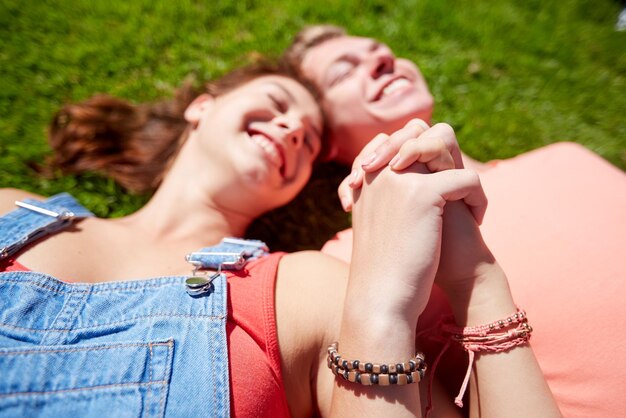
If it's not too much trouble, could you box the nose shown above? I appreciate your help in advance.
[367,45,395,78]
[273,116,305,149]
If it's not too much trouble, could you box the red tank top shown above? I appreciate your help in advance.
[1,253,291,418]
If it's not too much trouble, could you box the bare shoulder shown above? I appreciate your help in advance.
[0,188,46,216]
[277,250,348,337]
[275,251,349,417]
[280,250,349,287]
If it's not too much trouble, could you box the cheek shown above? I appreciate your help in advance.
[396,59,421,77]
[324,86,369,129]
[287,156,314,196]
[292,154,313,186]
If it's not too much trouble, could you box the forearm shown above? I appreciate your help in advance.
[330,274,423,418]
[447,265,562,418]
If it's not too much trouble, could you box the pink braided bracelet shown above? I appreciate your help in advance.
[427,308,533,413]
[443,309,529,336]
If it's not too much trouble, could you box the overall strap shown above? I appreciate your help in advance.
[0,192,93,260]
[186,237,269,270]
[184,237,269,296]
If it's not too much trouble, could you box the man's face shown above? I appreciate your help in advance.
[301,36,434,164]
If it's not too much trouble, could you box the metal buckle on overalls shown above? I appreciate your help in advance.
[15,201,75,221]
[184,251,245,296]
[184,238,268,296]
[185,267,222,297]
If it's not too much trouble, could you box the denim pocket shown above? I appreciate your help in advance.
[0,339,174,418]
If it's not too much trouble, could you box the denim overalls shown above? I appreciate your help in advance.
[0,193,268,417]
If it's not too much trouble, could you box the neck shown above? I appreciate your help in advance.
[117,180,254,251]
[113,135,269,249]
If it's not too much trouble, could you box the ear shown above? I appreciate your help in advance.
[184,94,215,124]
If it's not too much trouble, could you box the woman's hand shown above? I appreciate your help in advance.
[332,124,561,417]
[340,121,493,299]
[347,159,487,323]
[338,120,485,224]
[333,156,487,417]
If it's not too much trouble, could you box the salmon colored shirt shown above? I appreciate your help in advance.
[322,142,626,418]
[1,253,291,418]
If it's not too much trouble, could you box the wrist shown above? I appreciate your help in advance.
[346,260,435,327]
[342,277,428,330]
[443,262,517,327]
[339,304,419,363]
[342,293,420,336]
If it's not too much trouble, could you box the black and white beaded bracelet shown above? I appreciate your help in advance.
[327,342,427,386]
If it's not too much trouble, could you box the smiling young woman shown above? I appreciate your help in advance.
[0,65,331,417]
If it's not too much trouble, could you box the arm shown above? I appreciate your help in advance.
[438,204,561,417]
[276,251,457,418]
[340,120,561,417]
[275,251,348,418]
[330,163,488,417]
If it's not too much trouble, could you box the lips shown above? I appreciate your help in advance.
[371,77,414,102]
[247,127,287,176]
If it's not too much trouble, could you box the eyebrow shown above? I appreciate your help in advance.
[330,40,380,65]
[368,40,381,51]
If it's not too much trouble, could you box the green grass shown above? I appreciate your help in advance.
[1,0,624,249]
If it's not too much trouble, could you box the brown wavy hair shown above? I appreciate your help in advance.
[47,62,306,194]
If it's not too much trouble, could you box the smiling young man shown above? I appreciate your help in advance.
[298,33,433,165]
[281,24,626,418]
[280,25,489,171]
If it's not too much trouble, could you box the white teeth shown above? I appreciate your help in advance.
[250,134,282,167]
[382,78,411,97]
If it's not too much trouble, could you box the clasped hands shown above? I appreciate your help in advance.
[343,120,496,322]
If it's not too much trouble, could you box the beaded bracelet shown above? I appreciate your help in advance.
[448,321,532,352]
[433,308,533,410]
[327,342,427,386]
[444,309,529,336]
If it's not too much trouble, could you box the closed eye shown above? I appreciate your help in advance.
[268,93,288,113]
[328,58,357,87]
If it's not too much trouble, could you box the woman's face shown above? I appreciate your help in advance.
[189,75,323,212]
[301,36,434,164]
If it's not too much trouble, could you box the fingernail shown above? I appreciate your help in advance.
[340,195,352,212]
[360,152,377,168]
[388,154,400,168]
[409,118,430,131]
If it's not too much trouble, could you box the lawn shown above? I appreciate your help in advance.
[1,0,624,249]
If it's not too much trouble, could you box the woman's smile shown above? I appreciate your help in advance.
[247,129,286,176]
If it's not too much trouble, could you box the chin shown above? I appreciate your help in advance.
[370,91,434,128]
